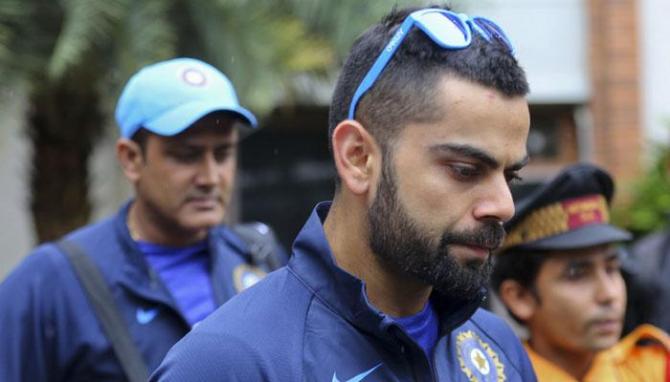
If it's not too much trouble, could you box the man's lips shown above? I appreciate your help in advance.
[589,318,622,334]
[451,244,491,260]
[185,195,221,208]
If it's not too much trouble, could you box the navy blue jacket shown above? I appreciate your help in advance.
[0,202,286,382]
[152,203,537,381]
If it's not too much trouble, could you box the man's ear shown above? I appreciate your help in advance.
[116,138,145,183]
[331,120,380,195]
[498,280,537,322]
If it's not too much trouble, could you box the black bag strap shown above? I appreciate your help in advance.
[57,239,148,382]
[231,222,282,271]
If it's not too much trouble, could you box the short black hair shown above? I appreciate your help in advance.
[328,5,529,157]
[490,249,547,324]
[491,249,547,293]
[131,128,150,153]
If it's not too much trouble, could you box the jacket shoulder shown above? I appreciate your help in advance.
[1,241,73,293]
[152,268,310,381]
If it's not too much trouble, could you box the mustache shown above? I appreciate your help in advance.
[440,221,505,250]
[185,189,222,200]
[585,313,623,327]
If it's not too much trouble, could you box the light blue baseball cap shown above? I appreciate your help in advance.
[115,57,257,138]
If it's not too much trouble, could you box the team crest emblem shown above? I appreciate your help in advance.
[233,264,267,292]
[456,330,505,381]
[180,67,207,87]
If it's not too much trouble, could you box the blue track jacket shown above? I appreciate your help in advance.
[152,202,537,381]
[0,201,286,382]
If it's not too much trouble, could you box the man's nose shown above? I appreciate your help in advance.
[473,174,515,223]
[594,269,623,305]
[195,153,219,185]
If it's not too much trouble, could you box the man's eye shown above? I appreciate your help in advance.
[565,266,586,280]
[605,261,621,275]
[214,148,233,163]
[449,164,480,180]
[505,172,523,185]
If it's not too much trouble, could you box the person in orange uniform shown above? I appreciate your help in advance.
[491,163,670,381]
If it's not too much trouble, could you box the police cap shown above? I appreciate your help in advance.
[501,163,632,251]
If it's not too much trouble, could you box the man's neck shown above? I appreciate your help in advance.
[324,196,432,317]
[128,201,207,246]
[528,337,595,380]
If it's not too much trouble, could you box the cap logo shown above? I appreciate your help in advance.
[181,67,207,87]
[502,194,608,249]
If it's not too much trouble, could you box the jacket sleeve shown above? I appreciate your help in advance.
[150,331,274,382]
[472,309,538,382]
[0,245,71,382]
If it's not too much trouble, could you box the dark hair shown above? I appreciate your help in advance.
[490,248,547,324]
[131,128,150,154]
[328,5,529,158]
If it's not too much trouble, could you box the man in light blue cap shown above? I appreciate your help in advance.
[0,57,286,382]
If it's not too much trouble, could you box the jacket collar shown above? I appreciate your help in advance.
[289,202,483,342]
[114,201,176,308]
[113,200,246,308]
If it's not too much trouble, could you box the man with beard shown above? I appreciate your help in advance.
[153,6,536,381]
[0,58,286,382]
[491,163,670,381]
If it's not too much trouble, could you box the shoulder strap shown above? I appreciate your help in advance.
[57,239,149,382]
[231,223,282,271]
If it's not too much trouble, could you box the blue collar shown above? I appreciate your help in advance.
[288,202,484,342]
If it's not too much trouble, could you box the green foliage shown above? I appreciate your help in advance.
[613,143,670,235]
[48,0,128,80]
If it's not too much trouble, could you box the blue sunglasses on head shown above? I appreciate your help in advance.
[348,8,515,120]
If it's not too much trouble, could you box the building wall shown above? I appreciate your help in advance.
[588,0,642,187]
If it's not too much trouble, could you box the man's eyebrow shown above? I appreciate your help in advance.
[605,250,622,262]
[566,258,593,269]
[429,143,529,170]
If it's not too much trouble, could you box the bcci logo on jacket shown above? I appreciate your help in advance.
[456,330,505,381]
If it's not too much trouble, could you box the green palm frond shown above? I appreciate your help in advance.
[0,0,22,53]
[279,0,424,57]
[271,17,333,73]
[0,0,30,84]
[113,0,178,83]
[48,0,129,80]
[182,1,333,112]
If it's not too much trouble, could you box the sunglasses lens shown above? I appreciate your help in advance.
[417,12,469,47]
[473,17,514,52]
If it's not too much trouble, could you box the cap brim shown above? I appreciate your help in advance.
[144,100,257,136]
[512,224,632,251]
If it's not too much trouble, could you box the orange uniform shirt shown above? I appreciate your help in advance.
[526,324,670,382]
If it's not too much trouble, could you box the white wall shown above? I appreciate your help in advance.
[639,0,670,146]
